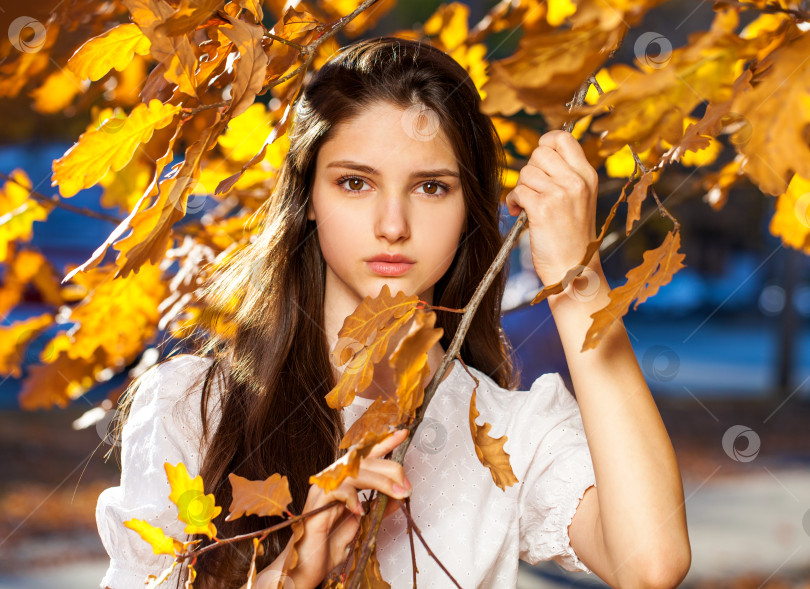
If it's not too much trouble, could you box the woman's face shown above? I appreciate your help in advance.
[308,100,467,312]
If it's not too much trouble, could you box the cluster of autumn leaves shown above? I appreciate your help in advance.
[123,285,516,587]
[0,0,808,411]
[0,0,806,585]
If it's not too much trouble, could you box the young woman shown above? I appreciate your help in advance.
[98,36,690,589]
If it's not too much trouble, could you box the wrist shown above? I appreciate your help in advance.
[254,539,311,589]
[545,255,610,313]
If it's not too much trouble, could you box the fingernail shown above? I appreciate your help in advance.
[392,483,412,497]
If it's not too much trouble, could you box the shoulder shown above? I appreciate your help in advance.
[448,363,584,463]
[452,363,577,427]
[128,354,223,440]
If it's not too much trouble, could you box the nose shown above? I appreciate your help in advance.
[374,193,410,243]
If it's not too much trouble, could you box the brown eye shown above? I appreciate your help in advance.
[348,178,363,190]
[417,180,449,198]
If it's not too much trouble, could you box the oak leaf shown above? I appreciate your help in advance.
[165,461,223,540]
[51,99,181,198]
[226,472,293,521]
[469,381,518,491]
[67,23,151,82]
[325,284,420,408]
[582,230,686,351]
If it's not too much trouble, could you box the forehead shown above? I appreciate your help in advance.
[317,101,458,170]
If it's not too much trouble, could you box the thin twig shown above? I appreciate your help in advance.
[179,499,345,561]
[0,172,126,226]
[392,498,463,589]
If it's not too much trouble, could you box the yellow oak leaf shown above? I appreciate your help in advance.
[769,174,810,254]
[123,518,185,555]
[165,461,222,540]
[0,169,49,260]
[67,23,151,82]
[51,99,181,198]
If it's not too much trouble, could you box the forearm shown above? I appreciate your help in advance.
[546,255,690,584]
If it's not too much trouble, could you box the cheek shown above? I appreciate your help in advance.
[314,206,357,260]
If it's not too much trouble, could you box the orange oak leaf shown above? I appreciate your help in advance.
[310,429,392,494]
[388,308,444,417]
[625,169,656,235]
[341,489,393,588]
[226,472,293,522]
[325,284,421,408]
[468,380,518,491]
[582,229,686,351]
[221,15,268,118]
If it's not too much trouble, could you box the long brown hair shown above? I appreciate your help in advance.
[112,35,520,588]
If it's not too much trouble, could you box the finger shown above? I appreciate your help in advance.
[506,183,553,217]
[343,468,413,500]
[366,428,409,459]
[361,456,409,484]
[327,486,364,515]
[537,131,598,193]
[528,145,586,193]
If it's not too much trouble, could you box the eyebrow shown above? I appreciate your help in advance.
[326,160,460,179]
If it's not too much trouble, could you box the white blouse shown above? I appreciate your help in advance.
[97,353,596,589]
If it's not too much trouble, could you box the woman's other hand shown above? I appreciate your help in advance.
[262,428,413,589]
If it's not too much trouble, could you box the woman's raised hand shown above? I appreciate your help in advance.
[504,130,600,286]
[269,428,413,589]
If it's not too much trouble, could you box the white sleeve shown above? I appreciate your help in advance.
[517,373,596,574]
[96,357,209,589]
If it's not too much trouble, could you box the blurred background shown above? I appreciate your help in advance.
[1,0,809,587]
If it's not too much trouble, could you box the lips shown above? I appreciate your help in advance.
[366,253,415,263]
